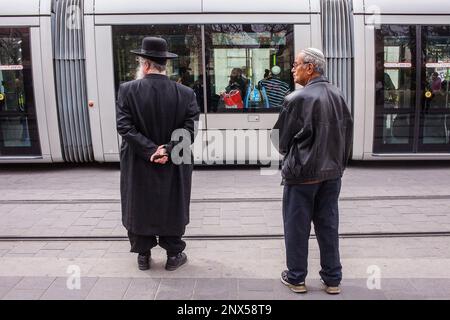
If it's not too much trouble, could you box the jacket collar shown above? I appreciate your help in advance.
[144,73,169,80]
[305,75,329,87]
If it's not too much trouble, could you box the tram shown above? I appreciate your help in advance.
[0,0,449,163]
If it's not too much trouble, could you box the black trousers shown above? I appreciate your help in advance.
[282,178,342,286]
[128,231,186,256]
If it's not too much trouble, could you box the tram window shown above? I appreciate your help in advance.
[423,26,450,110]
[204,24,294,113]
[422,26,450,145]
[380,113,411,145]
[375,25,416,110]
[374,25,416,152]
[112,25,204,112]
[0,28,40,155]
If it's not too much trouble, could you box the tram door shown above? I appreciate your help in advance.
[373,25,450,153]
[0,28,41,156]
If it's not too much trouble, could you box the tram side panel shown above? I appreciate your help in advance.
[0,0,62,163]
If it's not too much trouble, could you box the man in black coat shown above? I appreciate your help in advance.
[272,48,353,294]
[116,37,200,271]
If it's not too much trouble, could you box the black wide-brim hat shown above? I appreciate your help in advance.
[130,37,178,59]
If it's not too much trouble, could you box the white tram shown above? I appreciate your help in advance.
[0,0,449,163]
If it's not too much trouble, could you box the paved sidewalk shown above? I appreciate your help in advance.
[1,162,450,300]
[1,162,450,237]
[0,236,449,300]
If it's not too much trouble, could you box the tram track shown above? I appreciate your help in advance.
[1,195,449,242]
[1,231,450,242]
[2,194,450,205]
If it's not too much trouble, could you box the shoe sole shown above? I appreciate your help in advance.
[280,277,307,293]
[138,265,150,271]
[325,288,341,294]
[165,257,187,271]
[320,280,340,294]
[138,257,151,271]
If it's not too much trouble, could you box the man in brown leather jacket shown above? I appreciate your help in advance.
[273,48,353,294]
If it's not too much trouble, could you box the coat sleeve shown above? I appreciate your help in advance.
[116,83,158,161]
[165,90,200,154]
[271,99,303,156]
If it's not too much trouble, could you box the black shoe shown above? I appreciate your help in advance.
[165,252,187,271]
[137,252,151,271]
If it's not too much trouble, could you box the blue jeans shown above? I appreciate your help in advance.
[282,178,342,286]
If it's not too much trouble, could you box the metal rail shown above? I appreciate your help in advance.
[2,194,450,205]
[1,231,450,242]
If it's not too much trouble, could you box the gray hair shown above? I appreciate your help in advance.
[135,56,166,80]
[300,48,326,75]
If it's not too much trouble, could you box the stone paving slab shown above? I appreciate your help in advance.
[0,237,448,300]
[123,278,160,300]
[1,164,450,300]
[0,238,449,279]
[1,276,449,300]
[40,277,98,300]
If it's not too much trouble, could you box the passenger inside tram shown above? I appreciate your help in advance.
[430,80,449,108]
[430,72,442,94]
[375,58,398,107]
[177,66,194,87]
[219,67,248,109]
[225,67,248,99]
[257,65,290,108]
[424,80,449,144]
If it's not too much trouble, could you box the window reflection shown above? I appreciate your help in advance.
[381,113,411,145]
[375,25,416,110]
[204,24,294,113]
[374,25,416,152]
[423,26,450,110]
[112,25,204,112]
[0,28,40,155]
[422,26,450,148]
[112,24,294,114]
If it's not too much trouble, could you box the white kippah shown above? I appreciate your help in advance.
[271,65,281,75]
[301,48,326,64]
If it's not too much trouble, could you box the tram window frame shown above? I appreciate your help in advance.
[0,27,41,156]
[373,24,417,153]
[204,24,295,114]
[373,24,450,154]
[111,24,295,115]
[420,25,450,151]
[112,24,205,112]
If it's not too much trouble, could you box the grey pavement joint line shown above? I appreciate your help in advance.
[122,278,134,301]
[154,278,162,301]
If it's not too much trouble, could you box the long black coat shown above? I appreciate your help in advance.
[116,73,200,236]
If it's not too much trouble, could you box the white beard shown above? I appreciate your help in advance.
[135,64,145,80]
